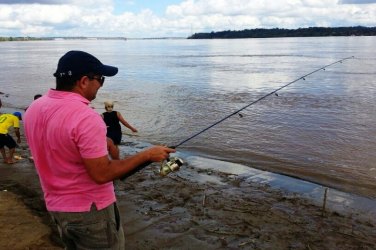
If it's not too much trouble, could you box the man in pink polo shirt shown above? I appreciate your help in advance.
[24,50,175,249]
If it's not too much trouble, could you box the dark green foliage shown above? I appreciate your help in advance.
[188,26,376,39]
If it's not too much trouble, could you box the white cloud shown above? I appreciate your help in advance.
[70,0,112,8]
[0,0,375,38]
[0,4,83,35]
[165,0,376,31]
[20,4,79,24]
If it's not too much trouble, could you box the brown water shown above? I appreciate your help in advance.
[1,36,375,198]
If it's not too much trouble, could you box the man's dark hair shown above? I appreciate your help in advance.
[55,76,82,91]
[34,94,42,100]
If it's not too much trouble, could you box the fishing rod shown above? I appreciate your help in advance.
[2,57,356,179]
[121,56,355,179]
[171,56,355,149]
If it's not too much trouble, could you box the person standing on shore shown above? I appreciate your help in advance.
[0,112,21,164]
[24,50,175,249]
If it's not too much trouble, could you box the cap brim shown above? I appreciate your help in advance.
[99,65,118,77]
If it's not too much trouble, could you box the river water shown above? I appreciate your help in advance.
[1,36,375,199]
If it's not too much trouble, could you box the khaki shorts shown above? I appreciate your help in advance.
[50,203,125,250]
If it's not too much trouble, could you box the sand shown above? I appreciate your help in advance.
[0,190,61,250]
[0,134,376,249]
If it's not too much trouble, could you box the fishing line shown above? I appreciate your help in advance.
[171,56,355,149]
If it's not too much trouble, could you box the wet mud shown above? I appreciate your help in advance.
[1,137,375,249]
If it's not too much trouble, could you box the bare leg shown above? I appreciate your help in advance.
[7,147,15,164]
[109,144,120,160]
[0,147,7,163]
[107,138,120,160]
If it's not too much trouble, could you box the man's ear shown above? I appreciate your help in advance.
[76,76,89,89]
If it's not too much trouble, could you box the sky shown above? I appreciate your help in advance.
[0,0,375,38]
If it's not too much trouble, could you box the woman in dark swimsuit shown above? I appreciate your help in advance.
[102,101,137,149]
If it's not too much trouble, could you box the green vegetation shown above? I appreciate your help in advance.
[188,26,376,39]
[0,37,48,41]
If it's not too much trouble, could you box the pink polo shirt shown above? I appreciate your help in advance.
[24,89,116,212]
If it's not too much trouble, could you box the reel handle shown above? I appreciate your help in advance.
[119,145,177,180]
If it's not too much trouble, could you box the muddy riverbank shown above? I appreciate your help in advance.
[1,150,375,249]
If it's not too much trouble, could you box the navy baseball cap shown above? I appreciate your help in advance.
[53,50,118,78]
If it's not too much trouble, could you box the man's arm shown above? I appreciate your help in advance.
[83,145,175,184]
[14,128,21,144]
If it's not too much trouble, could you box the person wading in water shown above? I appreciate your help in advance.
[102,101,137,157]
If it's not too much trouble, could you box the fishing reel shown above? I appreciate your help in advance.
[159,157,184,176]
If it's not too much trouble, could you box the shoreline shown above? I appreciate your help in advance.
[1,137,376,249]
[183,154,376,222]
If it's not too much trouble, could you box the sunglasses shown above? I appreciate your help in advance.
[86,75,105,86]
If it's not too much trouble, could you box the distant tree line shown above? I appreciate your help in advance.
[0,37,47,41]
[188,26,376,39]
[0,37,127,42]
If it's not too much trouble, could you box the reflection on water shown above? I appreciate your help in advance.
[0,36,375,199]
